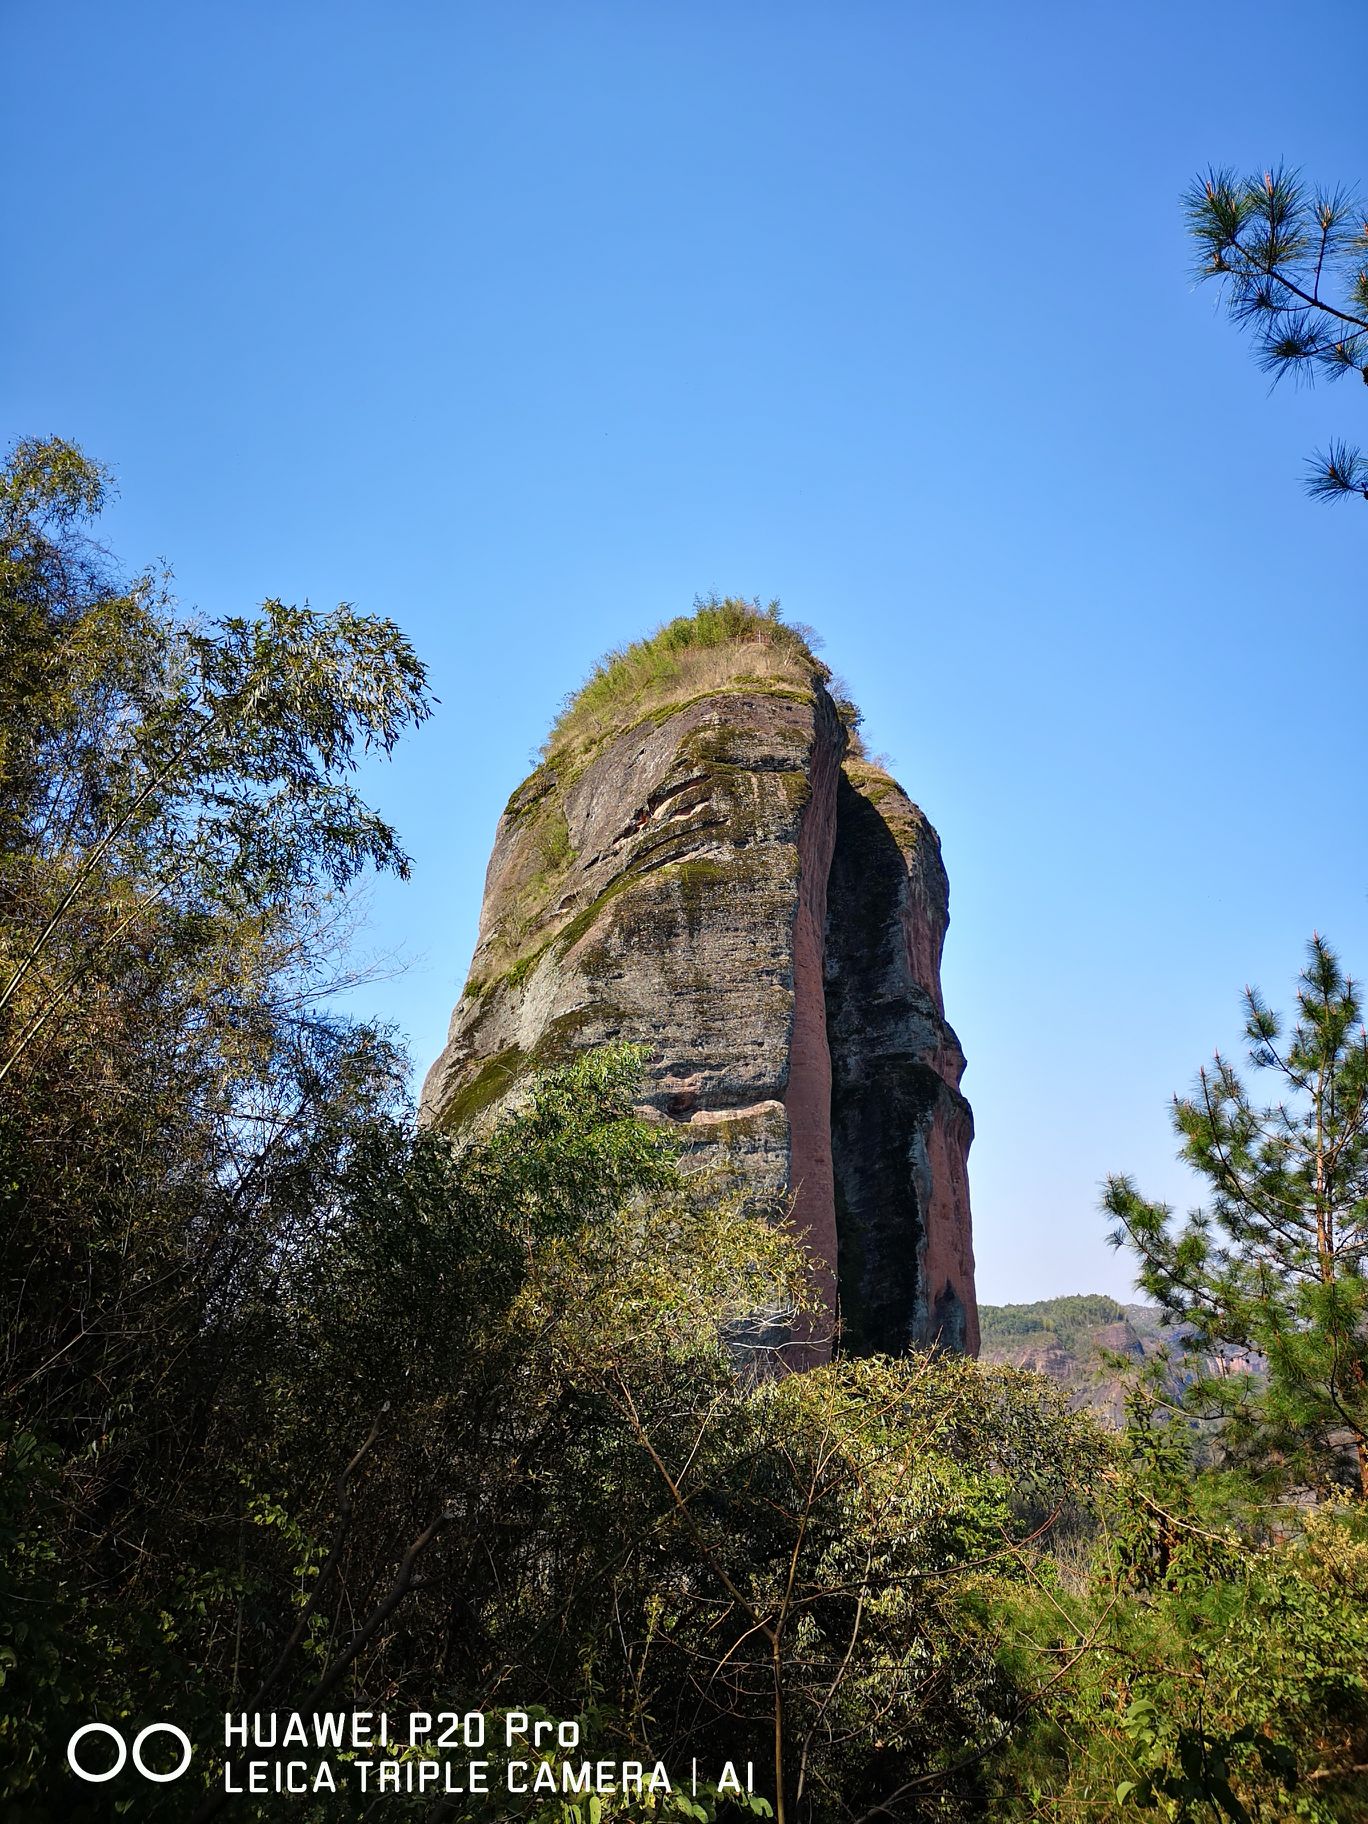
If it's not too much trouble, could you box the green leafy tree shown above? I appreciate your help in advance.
[1104,937,1368,1498]
[0,434,434,1811]
[1186,165,1368,502]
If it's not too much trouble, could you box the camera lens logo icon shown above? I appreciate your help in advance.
[67,1722,192,1783]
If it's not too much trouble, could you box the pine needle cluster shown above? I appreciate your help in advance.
[1186,164,1368,501]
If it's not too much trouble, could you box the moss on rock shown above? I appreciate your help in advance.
[437,1045,527,1132]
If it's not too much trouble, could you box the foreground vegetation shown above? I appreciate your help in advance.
[3,439,1367,1821]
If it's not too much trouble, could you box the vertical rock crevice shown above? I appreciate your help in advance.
[824,765,979,1356]
[779,686,843,1366]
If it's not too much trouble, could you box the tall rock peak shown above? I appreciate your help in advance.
[421,599,978,1360]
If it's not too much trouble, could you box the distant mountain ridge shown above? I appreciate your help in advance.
[977,1294,1250,1426]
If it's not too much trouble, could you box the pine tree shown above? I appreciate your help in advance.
[1105,937,1368,1497]
[1186,165,1368,502]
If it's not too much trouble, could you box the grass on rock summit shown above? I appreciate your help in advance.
[541,596,849,765]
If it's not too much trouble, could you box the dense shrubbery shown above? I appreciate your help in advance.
[991,1398,1368,1821]
[3,440,1366,1821]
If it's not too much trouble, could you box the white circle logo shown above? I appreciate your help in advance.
[67,1721,192,1783]
[66,1723,126,1783]
[132,1723,193,1782]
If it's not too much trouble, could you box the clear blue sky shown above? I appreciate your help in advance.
[6,2,1365,1303]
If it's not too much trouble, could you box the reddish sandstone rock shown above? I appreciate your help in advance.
[420,604,977,1361]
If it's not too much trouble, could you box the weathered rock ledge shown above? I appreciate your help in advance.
[420,608,978,1360]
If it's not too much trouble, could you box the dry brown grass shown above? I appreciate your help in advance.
[542,596,827,761]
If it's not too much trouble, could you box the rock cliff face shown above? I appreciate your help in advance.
[420,605,978,1361]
